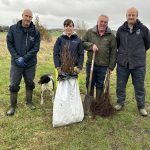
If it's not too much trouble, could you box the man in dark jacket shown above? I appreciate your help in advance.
[6,9,40,116]
[115,7,150,116]
[82,15,117,100]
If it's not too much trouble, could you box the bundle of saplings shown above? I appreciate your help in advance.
[90,70,116,118]
[57,45,78,81]
[61,45,75,74]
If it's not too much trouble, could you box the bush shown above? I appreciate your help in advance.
[75,20,88,39]
[34,16,52,42]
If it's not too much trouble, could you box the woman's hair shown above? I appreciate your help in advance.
[64,19,74,27]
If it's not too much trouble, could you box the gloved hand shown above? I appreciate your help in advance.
[57,67,61,74]
[57,72,68,81]
[15,57,27,67]
[74,67,81,74]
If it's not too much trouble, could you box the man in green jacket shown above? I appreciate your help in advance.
[83,15,117,99]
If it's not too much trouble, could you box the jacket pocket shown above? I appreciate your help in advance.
[117,53,126,64]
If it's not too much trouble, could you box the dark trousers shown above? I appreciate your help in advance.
[86,63,107,95]
[9,65,36,92]
[116,64,146,109]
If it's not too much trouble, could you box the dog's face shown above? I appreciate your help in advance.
[38,74,53,84]
[39,74,55,105]
[38,74,54,90]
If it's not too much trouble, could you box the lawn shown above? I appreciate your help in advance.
[0,32,150,150]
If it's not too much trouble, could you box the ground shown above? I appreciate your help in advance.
[0,32,150,150]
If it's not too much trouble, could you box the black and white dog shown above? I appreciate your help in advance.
[38,74,54,105]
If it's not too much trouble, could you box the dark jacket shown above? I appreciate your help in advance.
[116,20,150,69]
[7,20,40,68]
[82,26,117,70]
[53,33,84,69]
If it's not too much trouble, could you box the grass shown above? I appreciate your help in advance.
[0,32,150,150]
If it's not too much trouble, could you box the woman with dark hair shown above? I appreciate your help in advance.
[53,19,84,127]
[53,19,84,75]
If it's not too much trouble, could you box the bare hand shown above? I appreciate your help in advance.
[74,67,81,74]
[57,67,61,74]
[92,44,98,52]
[108,68,113,75]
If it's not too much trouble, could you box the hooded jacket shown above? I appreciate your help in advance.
[116,20,150,69]
[53,32,84,69]
[7,20,40,68]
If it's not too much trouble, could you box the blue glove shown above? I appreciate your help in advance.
[15,57,27,67]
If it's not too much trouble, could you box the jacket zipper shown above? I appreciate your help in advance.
[26,32,28,53]
[67,38,71,50]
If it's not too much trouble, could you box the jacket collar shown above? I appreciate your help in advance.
[91,25,112,35]
[61,32,78,39]
[17,20,35,33]
[121,19,143,32]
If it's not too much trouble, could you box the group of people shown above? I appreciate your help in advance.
[6,7,150,117]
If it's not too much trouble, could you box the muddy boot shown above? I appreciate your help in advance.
[89,86,94,97]
[7,92,17,116]
[96,88,103,101]
[26,90,36,110]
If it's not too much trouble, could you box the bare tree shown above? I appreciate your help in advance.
[34,15,52,42]
[75,19,88,39]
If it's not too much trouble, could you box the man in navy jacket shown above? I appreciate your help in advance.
[6,9,40,116]
[115,7,150,116]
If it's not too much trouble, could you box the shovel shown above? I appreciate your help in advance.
[83,51,96,115]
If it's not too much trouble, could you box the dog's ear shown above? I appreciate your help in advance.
[38,75,44,84]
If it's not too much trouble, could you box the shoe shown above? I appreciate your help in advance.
[114,104,123,111]
[96,88,103,100]
[6,107,15,116]
[26,102,36,110]
[139,108,148,116]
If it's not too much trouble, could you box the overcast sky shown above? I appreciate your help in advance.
[0,0,149,30]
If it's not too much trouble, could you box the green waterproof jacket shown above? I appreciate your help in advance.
[82,26,117,70]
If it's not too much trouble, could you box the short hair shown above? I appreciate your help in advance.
[98,14,109,21]
[126,7,138,17]
[64,19,74,27]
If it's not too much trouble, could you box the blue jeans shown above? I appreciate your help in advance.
[86,63,107,95]
[116,64,146,109]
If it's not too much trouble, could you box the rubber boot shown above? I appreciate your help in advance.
[96,88,103,101]
[89,86,94,96]
[26,90,36,110]
[6,92,17,116]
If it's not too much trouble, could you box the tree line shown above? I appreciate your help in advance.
[0,17,89,42]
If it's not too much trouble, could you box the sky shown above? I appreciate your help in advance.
[0,0,150,30]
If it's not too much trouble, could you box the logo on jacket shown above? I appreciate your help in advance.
[136,29,140,35]
[71,40,78,43]
[29,36,35,41]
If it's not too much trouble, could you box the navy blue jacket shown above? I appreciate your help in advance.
[7,20,40,68]
[116,20,150,69]
[53,33,84,69]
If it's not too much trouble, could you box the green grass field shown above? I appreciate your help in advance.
[0,32,150,150]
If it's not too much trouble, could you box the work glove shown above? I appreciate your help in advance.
[57,72,68,81]
[15,57,27,67]
[57,67,61,74]
[74,67,81,74]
